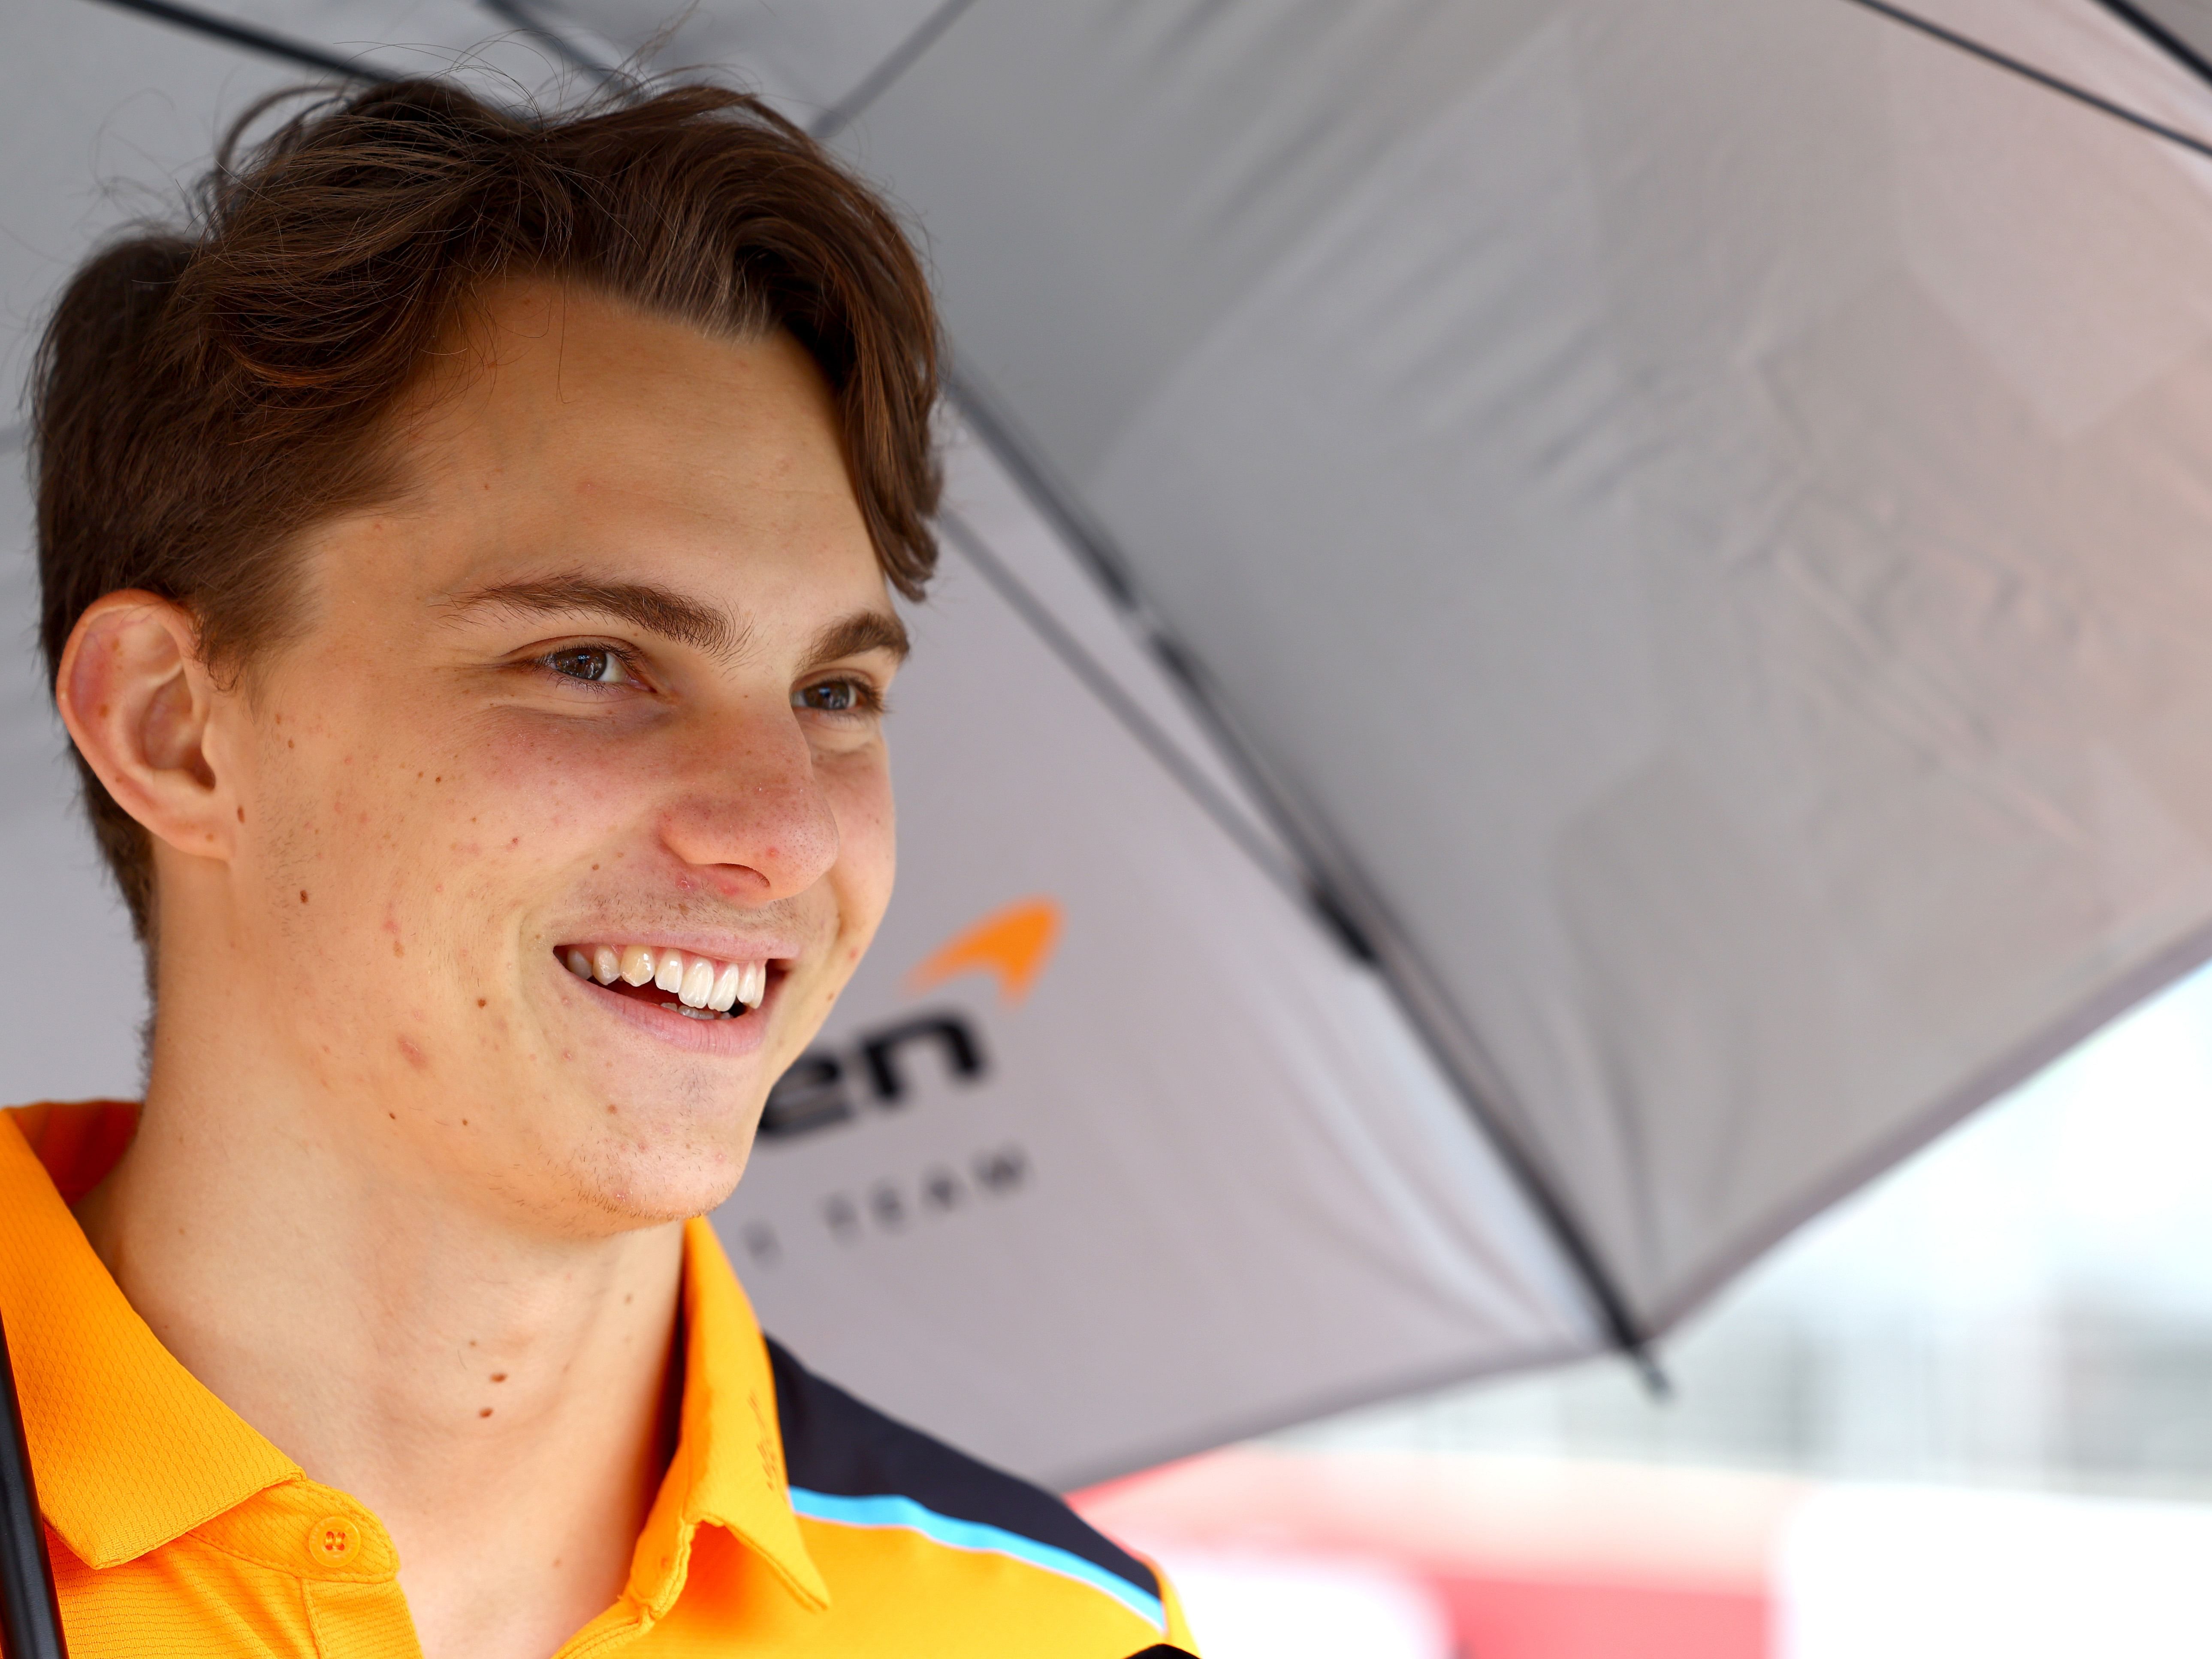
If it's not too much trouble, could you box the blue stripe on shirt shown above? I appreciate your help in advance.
[786,1487,1165,1630]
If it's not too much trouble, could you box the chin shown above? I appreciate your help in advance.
[567,1135,752,1231]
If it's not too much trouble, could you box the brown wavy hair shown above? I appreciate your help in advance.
[31,78,942,940]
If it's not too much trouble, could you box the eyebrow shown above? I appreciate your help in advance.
[806,608,910,668]
[439,575,908,666]
[441,576,743,658]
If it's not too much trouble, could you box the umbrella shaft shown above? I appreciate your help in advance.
[0,1309,66,1659]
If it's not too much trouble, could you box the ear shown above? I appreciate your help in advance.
[56,591,237,863]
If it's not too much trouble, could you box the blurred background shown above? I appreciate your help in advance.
[1076,956,2212,1656]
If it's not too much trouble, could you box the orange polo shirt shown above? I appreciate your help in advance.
[0,1104,1196,1657]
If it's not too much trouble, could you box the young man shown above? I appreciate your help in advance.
[4,79,1195,1658]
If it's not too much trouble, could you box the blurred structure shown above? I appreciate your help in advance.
[1294,955,2212,1501]
[1078,958,2212,1655]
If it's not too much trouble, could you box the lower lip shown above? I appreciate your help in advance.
[557,966,780,1057]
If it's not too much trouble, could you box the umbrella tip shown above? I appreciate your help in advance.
[1629,1345,1675,1402]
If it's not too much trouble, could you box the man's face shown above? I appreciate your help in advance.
[200,282,902,1231]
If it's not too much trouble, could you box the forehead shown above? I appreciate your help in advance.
[308,280,887,631]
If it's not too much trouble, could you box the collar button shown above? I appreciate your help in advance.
[310,1514,362,1568]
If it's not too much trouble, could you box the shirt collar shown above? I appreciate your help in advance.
[0,1107,300,1569]
[1,1107,827,1615]
[624,1218,829,1617]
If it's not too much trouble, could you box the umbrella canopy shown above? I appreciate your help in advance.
[9,0,2212,1486]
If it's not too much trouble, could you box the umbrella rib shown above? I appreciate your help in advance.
[1840,0,2212,162]
[78,0,401,84]
[942,366,1377,971]
[474,0,627,83]
[2094,0,2212,88]
[935,508,1320,926]
[812,0,989,142]
[943,371,1671,1392]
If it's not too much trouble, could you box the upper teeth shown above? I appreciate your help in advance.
[563,945,768,1011]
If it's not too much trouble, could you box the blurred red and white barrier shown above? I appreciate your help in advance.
[1077,1449,2212,1658]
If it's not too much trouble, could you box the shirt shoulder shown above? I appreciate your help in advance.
[765,1337,1180,1654]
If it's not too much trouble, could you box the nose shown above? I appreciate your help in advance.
[657,707,839,900]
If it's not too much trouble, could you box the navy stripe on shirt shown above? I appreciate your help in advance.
[766,1336,1161,1608]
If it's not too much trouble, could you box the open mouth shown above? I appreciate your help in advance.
[557,943,779,1021]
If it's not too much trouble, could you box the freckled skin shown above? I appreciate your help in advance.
[178,284,897,1232]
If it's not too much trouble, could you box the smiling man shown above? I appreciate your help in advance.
[4,79,1194,1659]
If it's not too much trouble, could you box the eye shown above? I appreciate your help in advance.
[540,645,634,686]
[795,677,878,716]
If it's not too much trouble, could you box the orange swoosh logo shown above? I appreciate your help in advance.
[905,897,1062,1006]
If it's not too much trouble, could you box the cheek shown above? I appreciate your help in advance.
[825,760,897,947]
[256,700,596,954]
[250,718,448,971]
[378,726,632,938]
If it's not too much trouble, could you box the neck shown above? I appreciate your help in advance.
[73,991,685,1659]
